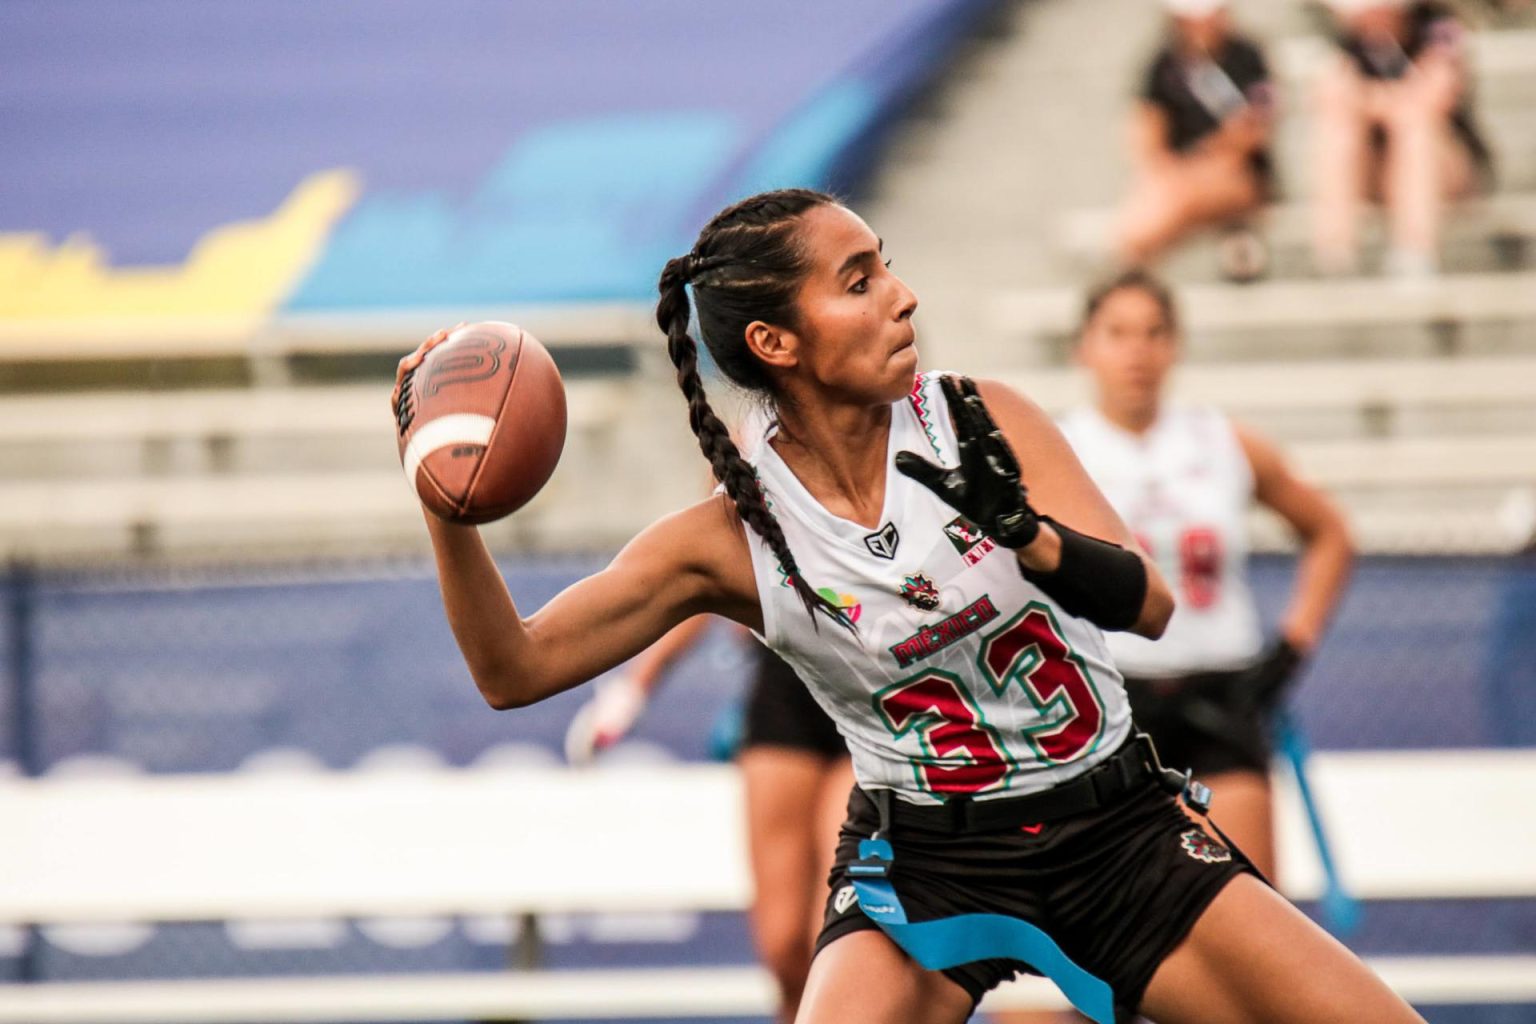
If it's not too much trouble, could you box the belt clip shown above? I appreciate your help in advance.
[850,837,895,880]
[851,789,898,880]
[1138,732,1213,815]
[1175,768,1213,816]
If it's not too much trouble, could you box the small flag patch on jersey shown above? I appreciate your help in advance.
[1179,829,1232,864]
[944,516,997,567]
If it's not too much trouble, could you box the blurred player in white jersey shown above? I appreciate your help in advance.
[1060,268,1355,879]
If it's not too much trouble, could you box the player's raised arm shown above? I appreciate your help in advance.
[423,494,757,710]
[393,324,761,711]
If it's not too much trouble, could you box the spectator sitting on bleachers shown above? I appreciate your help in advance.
[1117,0,1277,280]
[1311,0,1494,278]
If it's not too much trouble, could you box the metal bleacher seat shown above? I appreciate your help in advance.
[0,305,654,369]
[0,379,641,557]
[1057,192,1536,264]
[990,271,1536,359]
[1004,355,1536,422]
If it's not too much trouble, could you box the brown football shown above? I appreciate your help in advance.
[395,321,567,524]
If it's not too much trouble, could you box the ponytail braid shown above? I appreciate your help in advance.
[657,254,849,630]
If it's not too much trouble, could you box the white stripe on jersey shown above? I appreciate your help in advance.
[742,372,1133,804]
[1059,404,1264,676]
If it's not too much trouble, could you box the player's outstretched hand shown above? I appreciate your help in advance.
[563,674,650,766]
[895,375,1042,549]
[390,323,466,425]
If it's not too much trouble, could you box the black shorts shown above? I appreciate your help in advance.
[1123,669,1272,776]
[814,777,1254,1019]
[739,644,846,759]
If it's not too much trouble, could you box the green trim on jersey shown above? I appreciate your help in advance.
[974,601,1111,767]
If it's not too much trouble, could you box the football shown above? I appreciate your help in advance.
[395,321,567,524]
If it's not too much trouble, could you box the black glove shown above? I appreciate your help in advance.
[1233,638,1305,714]
[895,375,1041,549]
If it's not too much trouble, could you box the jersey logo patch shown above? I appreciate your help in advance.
[897,572,941,611]
[833,884,858,915]
[889,594,999,668]
[864,522,900,559]
[1179,829,1232,864]
[815,587,863,624]
[944,516,998,567]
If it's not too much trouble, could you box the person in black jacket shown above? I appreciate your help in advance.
[1117,0,1277,277]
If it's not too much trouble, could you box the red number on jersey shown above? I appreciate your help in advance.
[979,603,1105,764]
[1179,526,1223,609]
[874,672,1013,795]
[1136,527,1224,610]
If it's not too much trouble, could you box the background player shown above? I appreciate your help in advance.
[565,616,852,1022]
[1059,268,1355,880]
[400,188,1417,1023]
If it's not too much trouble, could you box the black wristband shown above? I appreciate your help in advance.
[1019,518,1148,631]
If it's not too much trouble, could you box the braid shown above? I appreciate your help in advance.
[657,254,849,630]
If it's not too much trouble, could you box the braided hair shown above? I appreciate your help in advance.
[656,188,850,629]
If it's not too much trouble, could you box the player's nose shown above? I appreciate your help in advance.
[893,276,918,322]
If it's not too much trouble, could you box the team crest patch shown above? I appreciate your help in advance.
[863,521,900,559]
[943,516,998,567]
[898,572,941,611]
[833,884,858,915]
[1179,829,1231,864]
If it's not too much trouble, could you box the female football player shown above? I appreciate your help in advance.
[397,189,1417,1024]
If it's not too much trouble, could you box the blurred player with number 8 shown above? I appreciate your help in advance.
[1059,268,1355,880]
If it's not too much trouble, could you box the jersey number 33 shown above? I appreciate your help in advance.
[873,602,1107,795]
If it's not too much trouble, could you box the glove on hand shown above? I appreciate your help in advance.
[1235,638,1305,715]
[895,376,1041,549]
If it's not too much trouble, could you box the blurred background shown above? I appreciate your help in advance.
[1,0,1533,1022]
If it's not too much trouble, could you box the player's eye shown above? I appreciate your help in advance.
[850,276,870,294]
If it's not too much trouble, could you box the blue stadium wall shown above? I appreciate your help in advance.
[0,0,996,321]
[1,555,1533,1024]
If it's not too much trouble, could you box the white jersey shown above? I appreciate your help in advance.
[742,372,1133,804]
[1059,404,1264,677]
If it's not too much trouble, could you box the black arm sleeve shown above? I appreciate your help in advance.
[1019,518,1148,632]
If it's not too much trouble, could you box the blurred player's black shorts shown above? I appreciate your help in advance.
[815,775,1255,1020]
[1123,669,1273,776]
[740,644,846,759]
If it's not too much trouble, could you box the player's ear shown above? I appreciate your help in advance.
[745,320,799,371]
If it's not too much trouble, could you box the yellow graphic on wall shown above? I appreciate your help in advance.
[0,169,358,325]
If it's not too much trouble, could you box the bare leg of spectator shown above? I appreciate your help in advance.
[1312,58,1370,275]
[1118,152,1261,265]
[1380,61,1473,276]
